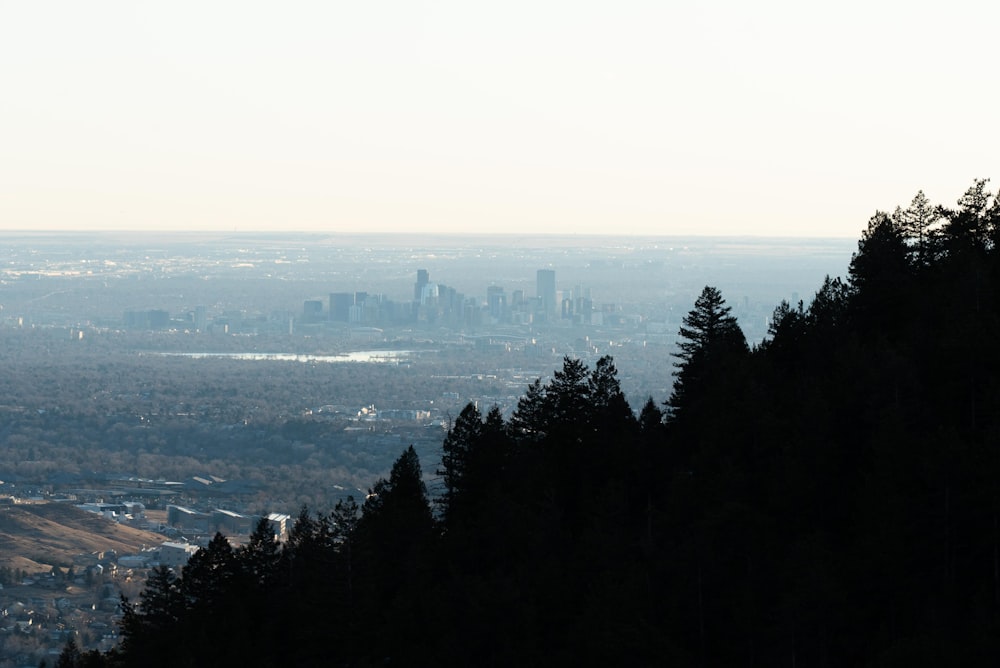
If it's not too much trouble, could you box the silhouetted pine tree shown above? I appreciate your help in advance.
[667,286,747,419]
[437,402,483,527]
[118,566,184,667]
[353,445,438,663]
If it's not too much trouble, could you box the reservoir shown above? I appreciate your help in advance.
[151,350,422,363]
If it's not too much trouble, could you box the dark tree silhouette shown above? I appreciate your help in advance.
[118,566,184,666]
[237,516,281,587]
[940,178,995,253]
[894,189,941,267]
[508,377,546,441]
[666,286,748,464]
[437,402,483,525]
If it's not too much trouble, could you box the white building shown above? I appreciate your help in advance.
[157,542,199,568]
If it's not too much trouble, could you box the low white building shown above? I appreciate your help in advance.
[157,542,199,568]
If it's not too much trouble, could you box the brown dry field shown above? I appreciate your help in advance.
[0,501,165,573]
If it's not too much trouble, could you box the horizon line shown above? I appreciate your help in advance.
[0,229,859,240]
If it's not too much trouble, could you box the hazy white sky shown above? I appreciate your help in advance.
[2,1,997,237]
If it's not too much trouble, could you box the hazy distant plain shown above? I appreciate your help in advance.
[0,233,855,339]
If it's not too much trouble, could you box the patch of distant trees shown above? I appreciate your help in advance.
[0,322,674,510]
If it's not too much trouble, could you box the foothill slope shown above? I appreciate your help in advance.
[0,501,163,572]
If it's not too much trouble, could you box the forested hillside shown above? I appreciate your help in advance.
[69,180,1000,666]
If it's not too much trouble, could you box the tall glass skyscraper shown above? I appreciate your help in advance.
[414,269,429,302]
[536,269,556,319]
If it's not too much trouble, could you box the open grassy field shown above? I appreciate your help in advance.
[0,501,164,573]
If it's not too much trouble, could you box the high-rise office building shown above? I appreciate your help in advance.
[329,292,354,322]
[419,282,439,306]
[487,285,506,320]
[537,269,556,319]
[414,270,429,302]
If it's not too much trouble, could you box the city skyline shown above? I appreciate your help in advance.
[3,1,997,238]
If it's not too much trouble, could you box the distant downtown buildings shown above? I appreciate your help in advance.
[121,266,611,334]
[314,268,589,329]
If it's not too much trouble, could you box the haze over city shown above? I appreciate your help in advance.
[4,1,997,237]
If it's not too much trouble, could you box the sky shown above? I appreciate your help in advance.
[2,1,997,238]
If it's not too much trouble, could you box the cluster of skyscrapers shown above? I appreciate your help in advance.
[307,268,596,330]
